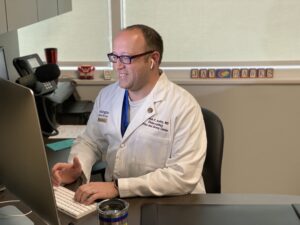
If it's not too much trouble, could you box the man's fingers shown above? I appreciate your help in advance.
[72,157,81,170]
[74,184,94,203]
[52,162,68,173]
[51,170,62,186]
[83,194,97,205]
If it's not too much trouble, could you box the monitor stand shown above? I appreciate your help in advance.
[0,205,34,225]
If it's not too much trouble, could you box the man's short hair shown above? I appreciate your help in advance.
[124,24,164,64]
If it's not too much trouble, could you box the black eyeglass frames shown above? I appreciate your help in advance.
[107,50,154,64]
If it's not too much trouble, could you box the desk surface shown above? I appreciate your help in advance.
[126,194,300,225]
[1,141,300,225]
[1,191,300,225]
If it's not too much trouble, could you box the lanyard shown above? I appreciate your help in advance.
[121,89,129,137]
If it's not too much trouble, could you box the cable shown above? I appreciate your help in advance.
[0,200,20,204]
[41,96,59,136]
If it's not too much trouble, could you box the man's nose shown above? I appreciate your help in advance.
[115,59,125,70]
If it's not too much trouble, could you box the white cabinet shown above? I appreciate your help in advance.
[0,0,7,34]
[0,0,72,34]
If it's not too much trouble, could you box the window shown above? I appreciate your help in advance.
[18,0,110,66]
[18,0,300,68]
[124,0,300,64]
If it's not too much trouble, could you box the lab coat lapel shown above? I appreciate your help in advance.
[121,73,168,140]
[122,97,156,140]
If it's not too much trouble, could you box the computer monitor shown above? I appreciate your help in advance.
[0,46,9,80]
[0,79,61,225]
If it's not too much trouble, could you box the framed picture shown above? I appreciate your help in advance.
[103,70,112,80]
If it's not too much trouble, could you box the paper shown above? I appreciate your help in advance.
[49,125,86,139]
[46,139,74,151]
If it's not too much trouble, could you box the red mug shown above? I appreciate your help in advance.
[44,48,57,64]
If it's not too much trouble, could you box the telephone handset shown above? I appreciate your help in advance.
[13,54,57,96]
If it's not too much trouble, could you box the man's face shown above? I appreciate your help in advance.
[112,29,152,93]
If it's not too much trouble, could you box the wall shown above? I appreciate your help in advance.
[74,82,300,195]
[184,84,300,195]
[0,31,20,81]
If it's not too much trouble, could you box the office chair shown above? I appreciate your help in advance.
[201,107,224,193]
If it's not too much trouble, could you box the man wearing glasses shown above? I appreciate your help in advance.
[52,24,207,204]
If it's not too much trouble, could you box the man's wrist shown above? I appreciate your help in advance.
[114,179,120,197]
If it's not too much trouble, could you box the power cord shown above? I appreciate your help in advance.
[0,200,20,204]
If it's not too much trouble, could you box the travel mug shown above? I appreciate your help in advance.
[98,198,129,225]
[44,48,58,64]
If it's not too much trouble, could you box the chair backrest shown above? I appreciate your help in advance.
[201,108,224,193]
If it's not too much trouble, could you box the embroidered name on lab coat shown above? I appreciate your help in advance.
[98,110,109,123]
[143,117,169,132]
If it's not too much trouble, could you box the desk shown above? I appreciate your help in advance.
[1,142,300,225]
[1,191,300,225]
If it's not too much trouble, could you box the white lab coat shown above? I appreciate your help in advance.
[69,73,207,197]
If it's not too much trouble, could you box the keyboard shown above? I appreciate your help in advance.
[53,186,97,219]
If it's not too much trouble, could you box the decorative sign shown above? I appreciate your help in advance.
[216,69,231,78]
[258,69,266,78]
[249,69,257,78]
[232,69,240,78]
[208,69,216,78]
[200,69,208,78]
[240,69,249,78]
[190,69,199,79]
[190,67,274,79]
[266,68,274,78]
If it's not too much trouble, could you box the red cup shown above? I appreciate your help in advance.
[44,48,57,64]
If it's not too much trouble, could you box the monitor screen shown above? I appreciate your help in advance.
[0,47,9,80]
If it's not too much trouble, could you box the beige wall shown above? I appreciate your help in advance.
[183,84,300,195]
[75,83,300,195]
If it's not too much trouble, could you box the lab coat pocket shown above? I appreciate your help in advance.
[133,132,170,172]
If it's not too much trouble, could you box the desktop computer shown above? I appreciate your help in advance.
[0,78,61,225]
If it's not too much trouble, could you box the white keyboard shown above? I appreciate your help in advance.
[53,186,97,219]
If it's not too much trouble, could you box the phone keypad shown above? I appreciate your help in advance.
[44,81,53,90]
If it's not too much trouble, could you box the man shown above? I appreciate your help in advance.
[52,24,207,205]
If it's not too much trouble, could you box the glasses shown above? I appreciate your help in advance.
[107,50,154,64]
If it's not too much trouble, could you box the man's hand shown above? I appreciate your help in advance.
[74,182,119,205]
[51,157,82,186]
